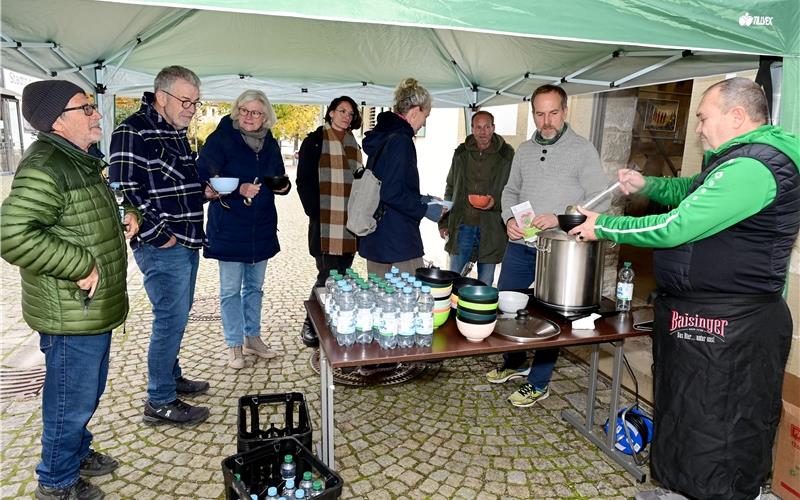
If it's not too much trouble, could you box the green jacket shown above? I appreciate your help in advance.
[596,125,799,247]
[1,133,129,334]
[439,134,514,263]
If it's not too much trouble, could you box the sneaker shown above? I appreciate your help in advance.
[635,488,690,500]
[300,317,319,348]
[507,383,550,408]
[79,450,118,477]
[228,346,245,369]
[174,376,209,396]
[485,365,531,384]
[142,399,209,426]
[243,336,279,359]
[36,478,104,500]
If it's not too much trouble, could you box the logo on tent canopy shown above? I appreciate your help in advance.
[738,12,773,27]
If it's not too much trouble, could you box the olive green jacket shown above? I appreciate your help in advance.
[439,134,514,263]
[1,133,129,334]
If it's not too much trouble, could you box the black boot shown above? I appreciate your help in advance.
[301,316,319,347]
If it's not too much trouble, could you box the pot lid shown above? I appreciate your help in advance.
[494,310,560,343]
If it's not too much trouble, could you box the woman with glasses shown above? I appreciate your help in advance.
[296,96,363,347]
[197,89,290,369]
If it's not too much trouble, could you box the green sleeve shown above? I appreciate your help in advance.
[0,167,95,280]
[640,175,697,206]
[595,158,776,248]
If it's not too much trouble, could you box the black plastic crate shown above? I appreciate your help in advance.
[222,436,343,500]
[238,393,312,452]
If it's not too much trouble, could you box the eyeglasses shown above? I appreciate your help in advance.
[238,108,264,119]
[62,103,98,116]
[335,108,354,119]
[160,89,202,109]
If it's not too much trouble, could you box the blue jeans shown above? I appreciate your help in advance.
[219,260,268,347]
[497,242,557,390]
[37,332,111,488]
[448,224,497,286]
[133,244,199,405]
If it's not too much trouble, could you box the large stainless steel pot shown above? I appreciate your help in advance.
[533,229,604,311]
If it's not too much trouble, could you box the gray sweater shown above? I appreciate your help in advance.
[501,125,608,245]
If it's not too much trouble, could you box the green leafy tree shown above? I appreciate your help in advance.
[272,104,320,149]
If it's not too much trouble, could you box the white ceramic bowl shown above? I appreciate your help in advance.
[456,317,496,343]
[498,291,529,314]
[209,177,239,194]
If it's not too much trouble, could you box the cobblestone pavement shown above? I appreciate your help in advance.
[1,170,654,499]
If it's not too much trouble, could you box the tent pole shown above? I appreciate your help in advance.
[94,64,113,158]
[613,52,688,87]
[0,35,52,77]
[52,46,95,88]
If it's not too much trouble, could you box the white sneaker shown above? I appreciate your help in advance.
[228,346,246,369]
[243,336,279,359]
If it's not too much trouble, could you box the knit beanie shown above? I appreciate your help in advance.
[22,80,86,132]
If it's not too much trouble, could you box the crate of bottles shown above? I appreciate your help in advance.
[238,393,312,453]
[222,436,343,499]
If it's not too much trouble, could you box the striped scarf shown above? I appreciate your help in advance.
[319,123,362,254]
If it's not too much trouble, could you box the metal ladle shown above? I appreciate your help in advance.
[565,180,621,214]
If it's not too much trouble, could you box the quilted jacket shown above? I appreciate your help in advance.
[0,133,129,334]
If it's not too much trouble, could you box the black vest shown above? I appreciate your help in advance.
[653,143,800,294]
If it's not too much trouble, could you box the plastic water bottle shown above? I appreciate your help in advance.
[309,480,324,497]
[416,285,435,346]
[397,287,417,348]
[378,287,398,349]
[330,279,347,331]
[336,284,356,347]
[280,455,296,482]
[412,281,422,302]
[355,283,374,344]
[108,182,126,224]
[281,478,296,499]
[615,261,635,312]
[298,471,314,492]
[323,271,339,322]
[372,285,386,342]
[266,486,279,500]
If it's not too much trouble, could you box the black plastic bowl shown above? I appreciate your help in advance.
[452,276,486,296]
[415,267,461,285]
[557,214,587,232]
[263,175,290,190]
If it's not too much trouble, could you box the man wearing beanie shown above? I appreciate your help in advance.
[108,66,210,426]
[1,80,139,499]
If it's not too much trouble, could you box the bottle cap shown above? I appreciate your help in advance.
[312,479,324,490]
[403,286,412,294]
[421,285,431,293]
[303,471,313,480]
[295,490,305,499]
[268,487,278,495]
[284,454,293,463]
[286,478,295,488]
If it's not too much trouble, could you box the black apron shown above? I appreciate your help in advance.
[652,292,792,500]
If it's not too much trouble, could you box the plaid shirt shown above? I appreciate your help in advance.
[109,92,204,249]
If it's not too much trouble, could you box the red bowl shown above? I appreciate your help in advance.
[468,194,492,209]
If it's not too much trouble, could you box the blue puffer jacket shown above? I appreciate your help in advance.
[197,115,288,263]
[358,111,428,263]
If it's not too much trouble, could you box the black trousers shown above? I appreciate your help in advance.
[305,254,355,328]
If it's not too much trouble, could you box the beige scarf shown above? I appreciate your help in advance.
[319,123,362,254]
